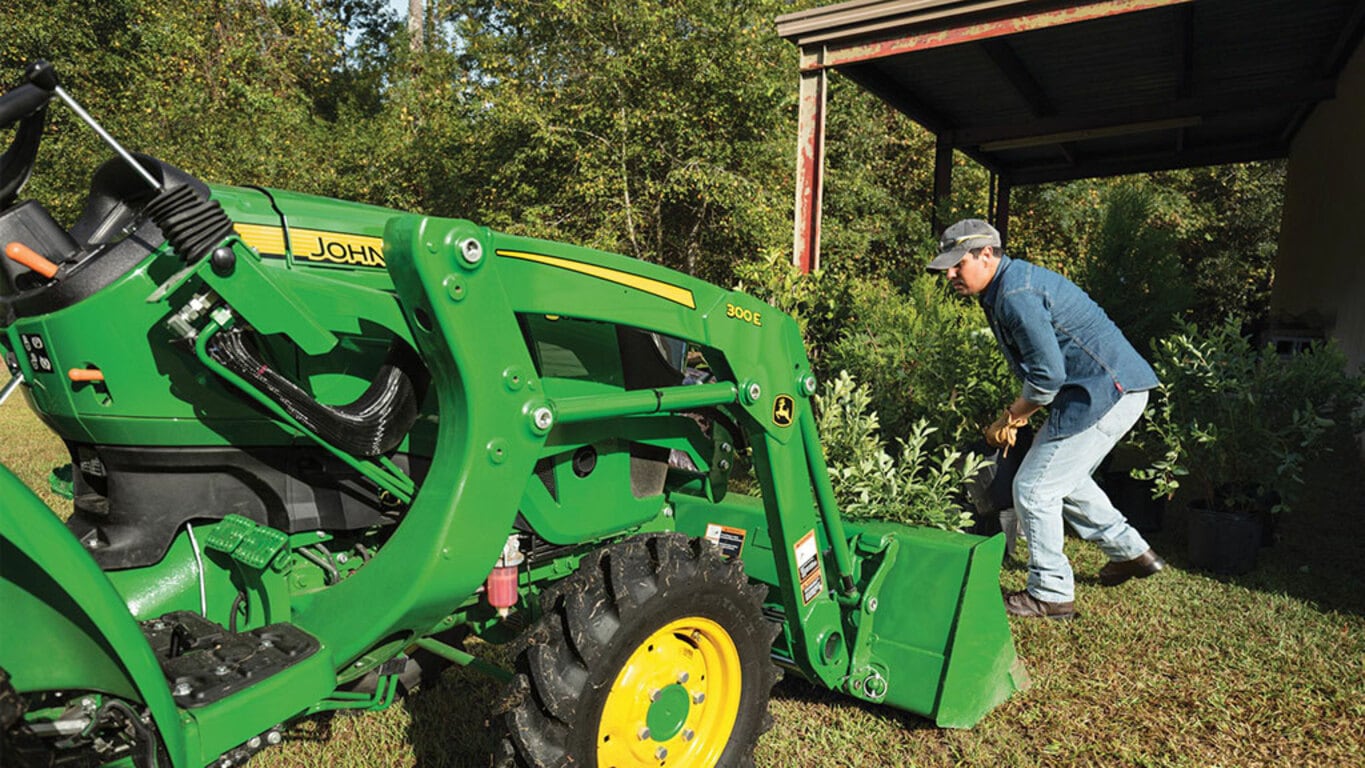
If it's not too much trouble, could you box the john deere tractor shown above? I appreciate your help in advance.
[0,61,1026,768]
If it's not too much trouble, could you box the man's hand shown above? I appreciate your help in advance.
[984,409,1030,454]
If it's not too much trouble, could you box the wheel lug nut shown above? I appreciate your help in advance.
[677,671,689,684]
[693,692,706,704]
[655,747,668,760]
[649,689,660,702]
[637,727,651,741]
[683,729,695,741]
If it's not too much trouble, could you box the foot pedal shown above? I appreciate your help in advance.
[141,611,320,708]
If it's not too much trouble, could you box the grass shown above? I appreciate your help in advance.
[2,396,1363,766]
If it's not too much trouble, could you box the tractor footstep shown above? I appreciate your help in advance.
[141,611,320,708]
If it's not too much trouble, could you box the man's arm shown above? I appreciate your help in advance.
[997,288,1065,414]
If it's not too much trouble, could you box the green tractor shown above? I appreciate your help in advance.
[0,61,1026,768]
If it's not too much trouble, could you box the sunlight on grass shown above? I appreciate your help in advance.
[0,394,69,513]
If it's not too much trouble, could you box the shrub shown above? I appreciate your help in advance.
[815,371,989,531]
[824,273,1015,446]
[732,248,854,373]
[1135,317,1365,514]
[1076,185,1192,353]
[738,252,1015,450]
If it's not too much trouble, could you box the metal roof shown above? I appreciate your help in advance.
[777,0,1365,185]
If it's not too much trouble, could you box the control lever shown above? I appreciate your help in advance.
[5,241,60,280]
[26,61,161,192]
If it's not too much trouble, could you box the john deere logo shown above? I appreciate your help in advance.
[772,395,795,427]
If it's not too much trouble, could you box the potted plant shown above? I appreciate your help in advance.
[1135,318,1364,574]
[1099,440,1165,534]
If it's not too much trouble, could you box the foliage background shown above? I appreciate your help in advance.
[2,0,1308,522]
[4,3,1364,766]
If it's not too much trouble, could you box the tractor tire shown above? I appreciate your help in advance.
[495,532,779,768]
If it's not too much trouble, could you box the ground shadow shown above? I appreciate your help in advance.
[768,673,941,734]
[1100,460,1365,617]
[404,649,509,767]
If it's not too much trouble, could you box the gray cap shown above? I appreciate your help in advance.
[928,218,1001,271]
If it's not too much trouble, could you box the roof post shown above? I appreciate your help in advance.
[931,133,954,236]
[994,176,1012,252]
[792,55,827,274]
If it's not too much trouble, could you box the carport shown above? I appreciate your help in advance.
[777,0,1365,262]
[777,0,1365,367]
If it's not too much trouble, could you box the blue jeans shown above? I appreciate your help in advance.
[1013,390,1151,603]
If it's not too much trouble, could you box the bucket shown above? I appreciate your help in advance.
[1186,502,1259,574]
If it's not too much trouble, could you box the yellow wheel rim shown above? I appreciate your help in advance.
[597,616,743,767]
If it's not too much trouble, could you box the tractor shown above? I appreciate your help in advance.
[0,61,1026,768]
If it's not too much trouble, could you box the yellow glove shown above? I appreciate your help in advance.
[984,409,1029,454]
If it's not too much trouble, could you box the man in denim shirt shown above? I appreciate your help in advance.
[929,219,1165,618]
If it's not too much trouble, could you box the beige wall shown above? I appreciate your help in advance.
[1274,43,1365,371]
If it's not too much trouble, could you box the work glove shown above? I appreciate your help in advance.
[984,409,1029,455]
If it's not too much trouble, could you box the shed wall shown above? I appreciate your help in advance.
[1274,40,1365,370]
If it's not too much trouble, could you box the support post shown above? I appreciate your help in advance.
[931,133,954,236]
[994,176,1012,251]
[792,58,827,274]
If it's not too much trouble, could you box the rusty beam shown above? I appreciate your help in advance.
[979,36,1079,162]
[797,0,1191,72]
[792,60,828,273]
[1010,141,1287,185]
[951,80,1336,148]
[981,38,1054,116]
[840,64,1004,172]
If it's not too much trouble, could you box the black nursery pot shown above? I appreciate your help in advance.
[1106,472,1164,534]
[1186,500,1260,574]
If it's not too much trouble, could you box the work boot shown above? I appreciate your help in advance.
[1098,549,1166,587]
[1003,590,1076,620]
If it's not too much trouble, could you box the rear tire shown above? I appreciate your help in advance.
[496,533,778,768]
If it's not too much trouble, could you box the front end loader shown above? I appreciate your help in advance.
[0,61,1026,768]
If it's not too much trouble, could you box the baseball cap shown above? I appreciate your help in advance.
[928,219,1001,271]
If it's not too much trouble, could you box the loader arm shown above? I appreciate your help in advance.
[380,219,856,689]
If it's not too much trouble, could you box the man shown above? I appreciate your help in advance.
[929,218,1165,619]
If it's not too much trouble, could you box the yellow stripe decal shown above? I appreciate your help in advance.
[497,250,696,309]
[234,223,386,268]
[234,223,288,256]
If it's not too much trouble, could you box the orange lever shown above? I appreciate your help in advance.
[5,241,59,279]
[68,368,105,383]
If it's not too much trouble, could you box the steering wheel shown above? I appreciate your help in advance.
[0,61,58,208]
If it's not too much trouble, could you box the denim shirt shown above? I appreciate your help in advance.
[980,255,1158,439]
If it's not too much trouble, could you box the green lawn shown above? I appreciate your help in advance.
[2,396,1362,767]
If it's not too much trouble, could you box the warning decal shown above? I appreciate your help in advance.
[794,529,824,605]
[19,334,53,374]
[704,523,747,559]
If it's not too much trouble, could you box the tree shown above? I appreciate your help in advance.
[440,0,795,283]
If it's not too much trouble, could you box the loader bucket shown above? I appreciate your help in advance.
[845,520,1028,728]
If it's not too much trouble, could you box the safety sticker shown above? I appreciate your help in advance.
[704,523,747,559]
[19,334,53,374]
[795,529,824,605]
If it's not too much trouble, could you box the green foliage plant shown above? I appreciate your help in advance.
[738,251,1015,450]
[1076,185,1193,352]
[815,371,989,532]
[825,272,1015,447]
[1135,317,1365,515]
[733,247,854,372]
